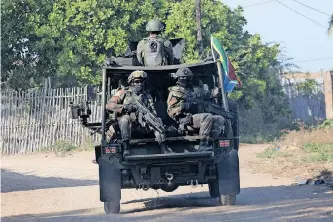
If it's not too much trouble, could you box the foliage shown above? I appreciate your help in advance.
[51,139,94,155]
[256,146,292,159]
[239,104,297,144]
[302,143,333,162]
[295,74,318,95]
[319,119,333,129]
[1,0,57,90]
[3,1,285,85]
[257,147,280,158]
[32,0,171,87]
[2,0,292,139]
[257,143,333,163]
[52,140,77,153]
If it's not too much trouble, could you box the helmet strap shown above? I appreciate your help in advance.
[177,78,192,88]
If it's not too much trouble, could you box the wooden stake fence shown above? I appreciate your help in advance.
[0,86,102,155]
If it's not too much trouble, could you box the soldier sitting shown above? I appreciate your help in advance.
[167,68,225,151]
[136,19,174,66]
[106,70,170,157]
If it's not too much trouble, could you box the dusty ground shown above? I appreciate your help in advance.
[1,144,333,222]
[249,127,333,181]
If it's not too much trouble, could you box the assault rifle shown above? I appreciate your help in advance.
[189,97,233,119]
[128,92,166,134]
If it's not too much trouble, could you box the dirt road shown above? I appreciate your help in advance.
[1,144,332,221]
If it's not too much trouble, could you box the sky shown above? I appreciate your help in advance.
[222,0,333,72]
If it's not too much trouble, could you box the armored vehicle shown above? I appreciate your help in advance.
[71,36,240,214]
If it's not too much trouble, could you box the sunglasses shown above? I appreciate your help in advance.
[133,79,144,84]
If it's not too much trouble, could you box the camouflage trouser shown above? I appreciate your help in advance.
[191,113,225,138]
[117,115,166,144]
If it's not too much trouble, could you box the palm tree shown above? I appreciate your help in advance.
[329,14,333,35]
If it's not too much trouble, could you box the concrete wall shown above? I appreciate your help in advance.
[280,71,333,124]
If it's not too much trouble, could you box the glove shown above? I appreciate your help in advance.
[179,114,193,125]
[123,103,136,112]
[211,87,221,98]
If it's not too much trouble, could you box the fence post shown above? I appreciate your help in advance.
[324,71,333,119]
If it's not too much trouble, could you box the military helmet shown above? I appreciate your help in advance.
[175,67,193,78]
[146,19,164,32]
[127,70,147,83]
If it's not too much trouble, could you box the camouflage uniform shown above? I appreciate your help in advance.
[106,70,168,155]
[106,88,158,139]
[136,19,174,66]
[167,68,225,141]
[167,85,225,139]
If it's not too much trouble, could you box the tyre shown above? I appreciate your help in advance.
[208,182,219,198]
[228,100,239,151]
[219,194,236,206]
[104,201,120,214]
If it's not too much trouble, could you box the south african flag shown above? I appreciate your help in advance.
[210,35,242,91]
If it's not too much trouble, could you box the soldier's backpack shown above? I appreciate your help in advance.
[144,37,166,66]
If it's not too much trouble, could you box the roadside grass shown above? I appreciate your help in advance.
[252,122,333,181]
[301,143,333,162]
[50,139,95,156]
[257,142,333,163]
[256,147,293,159]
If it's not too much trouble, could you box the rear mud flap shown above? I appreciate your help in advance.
[98,156,121,202]
[217,149,240,195]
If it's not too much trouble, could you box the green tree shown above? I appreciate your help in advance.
[2,0,289,113]
[33,0,170,87]
[1,0,56,90]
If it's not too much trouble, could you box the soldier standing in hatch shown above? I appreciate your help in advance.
[136,19,174,66]
[106,70,170,156]
[167,67,225,151]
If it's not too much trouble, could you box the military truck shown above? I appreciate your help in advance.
[70,36,240,214]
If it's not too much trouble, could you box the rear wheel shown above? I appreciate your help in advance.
[104,201,120,214]
[219,194,236,205]
[208,182,219,198]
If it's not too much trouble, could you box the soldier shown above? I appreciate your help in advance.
[136,19,174,66]
[106,70,170,156]
[167,67,225,151]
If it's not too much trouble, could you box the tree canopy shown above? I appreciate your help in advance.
[1,0,289,116]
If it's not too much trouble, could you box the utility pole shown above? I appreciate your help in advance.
[195,0,204,58]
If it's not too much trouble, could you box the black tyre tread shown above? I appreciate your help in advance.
[104,201,120,214]
[219,194,236,206]
[208,182,219,198]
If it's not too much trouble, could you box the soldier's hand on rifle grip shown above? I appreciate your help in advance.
[211,87,221,98]
[179,114,193,125]
[123,103,136,112]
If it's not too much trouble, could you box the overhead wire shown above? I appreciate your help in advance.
[294,57,333,63]
[275,0,328,29]
[291,0,330,16]
[239,1,332,67]
[243,0,275,8]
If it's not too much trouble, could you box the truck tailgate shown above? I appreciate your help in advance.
[124,151,214,163]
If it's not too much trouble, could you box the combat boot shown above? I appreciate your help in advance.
[123,141,130,157]
[198,139,212,152]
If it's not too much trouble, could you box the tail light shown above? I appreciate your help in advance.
[218,140,231,148]
[104,144,121,154]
